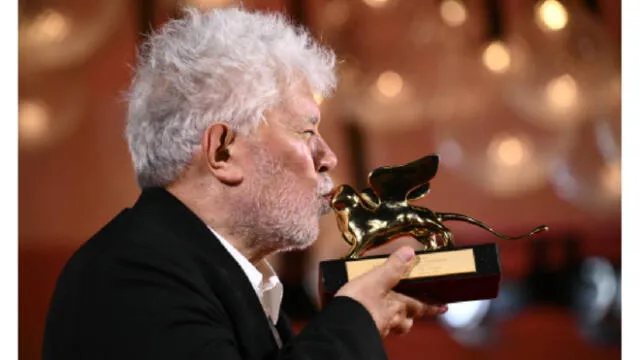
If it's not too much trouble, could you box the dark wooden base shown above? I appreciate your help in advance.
[319,243,502,305]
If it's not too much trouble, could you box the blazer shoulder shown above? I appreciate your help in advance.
[56,207,205,293]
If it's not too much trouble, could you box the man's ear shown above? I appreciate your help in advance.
[202,123,243,185]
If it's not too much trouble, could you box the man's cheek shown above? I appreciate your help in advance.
[283,142,314,171]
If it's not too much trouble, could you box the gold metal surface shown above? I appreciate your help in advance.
[329,154,549,259]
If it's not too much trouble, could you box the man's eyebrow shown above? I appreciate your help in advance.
[307,115,320,125]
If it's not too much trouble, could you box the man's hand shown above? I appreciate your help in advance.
[335,246,448,337]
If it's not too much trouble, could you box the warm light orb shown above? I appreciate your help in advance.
[19,101,51,143]
[482,41,511,73]
[375,71,404,98]
[19,1,126,72]
[24,9,70,45]
[440,0,467,27]
[362,0,389,9]
[546,74,579,111]
[535,0,569,31]
[489,135,528,167]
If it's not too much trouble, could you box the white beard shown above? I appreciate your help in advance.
[228,146,333,255]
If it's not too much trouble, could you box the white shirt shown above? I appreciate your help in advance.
[208,227,284,325]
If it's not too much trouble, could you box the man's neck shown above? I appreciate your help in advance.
[165,182,271,264]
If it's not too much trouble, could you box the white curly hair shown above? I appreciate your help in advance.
[125,6,337,188]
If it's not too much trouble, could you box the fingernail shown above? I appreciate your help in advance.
[438,305,448,314]
[396,247,415,263]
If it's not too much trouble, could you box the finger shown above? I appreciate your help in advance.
[383,295,406,318]
[390,317,414,336]
[387,312,402,334]
[423,304,449,316]
[380,313,401,338]
[399,317,414,334]
[389,292,448,318]
[388,292,427,318]
[362,246,416,293]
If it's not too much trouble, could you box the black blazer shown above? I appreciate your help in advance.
[43,187,387,360]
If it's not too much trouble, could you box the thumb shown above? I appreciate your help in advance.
[366,246,416,292]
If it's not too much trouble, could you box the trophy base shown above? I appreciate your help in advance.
[319,243,501,305]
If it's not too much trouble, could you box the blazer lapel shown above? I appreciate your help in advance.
[275,312,295,344]
[131,187,282,359]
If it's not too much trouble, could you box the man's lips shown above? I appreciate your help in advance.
[319,190,335,214]
[322,186,340,199]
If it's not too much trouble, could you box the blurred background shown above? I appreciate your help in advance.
[18,0,621,359]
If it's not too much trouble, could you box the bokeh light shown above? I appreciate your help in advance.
[19,74,86,151]
[19,0,126,72]
[482,41,512,74]
[501,1,618,132]
[440,0,468,27]
[535,0,569,32]
[362,0,390,9]
[434,95,570,197]
[374,71,404,99]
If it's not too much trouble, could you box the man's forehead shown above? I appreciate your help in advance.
[282,90,321,121]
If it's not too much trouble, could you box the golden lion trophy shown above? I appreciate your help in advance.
[319,154,549,304]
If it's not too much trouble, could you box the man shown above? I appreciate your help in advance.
[43,6,447,360]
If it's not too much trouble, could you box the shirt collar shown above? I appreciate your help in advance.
[208,227,283,324]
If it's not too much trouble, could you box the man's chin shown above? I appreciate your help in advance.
[277,238,316,253]
[282,223,319,253]
[319,201,333,216]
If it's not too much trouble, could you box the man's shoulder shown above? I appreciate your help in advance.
[48,205,221,322]
[43,206,236,360]
[58,207,193,284]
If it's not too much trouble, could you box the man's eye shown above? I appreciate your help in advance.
[303,130,316,136]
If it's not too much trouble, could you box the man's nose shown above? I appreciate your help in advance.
[316,138,338,173]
